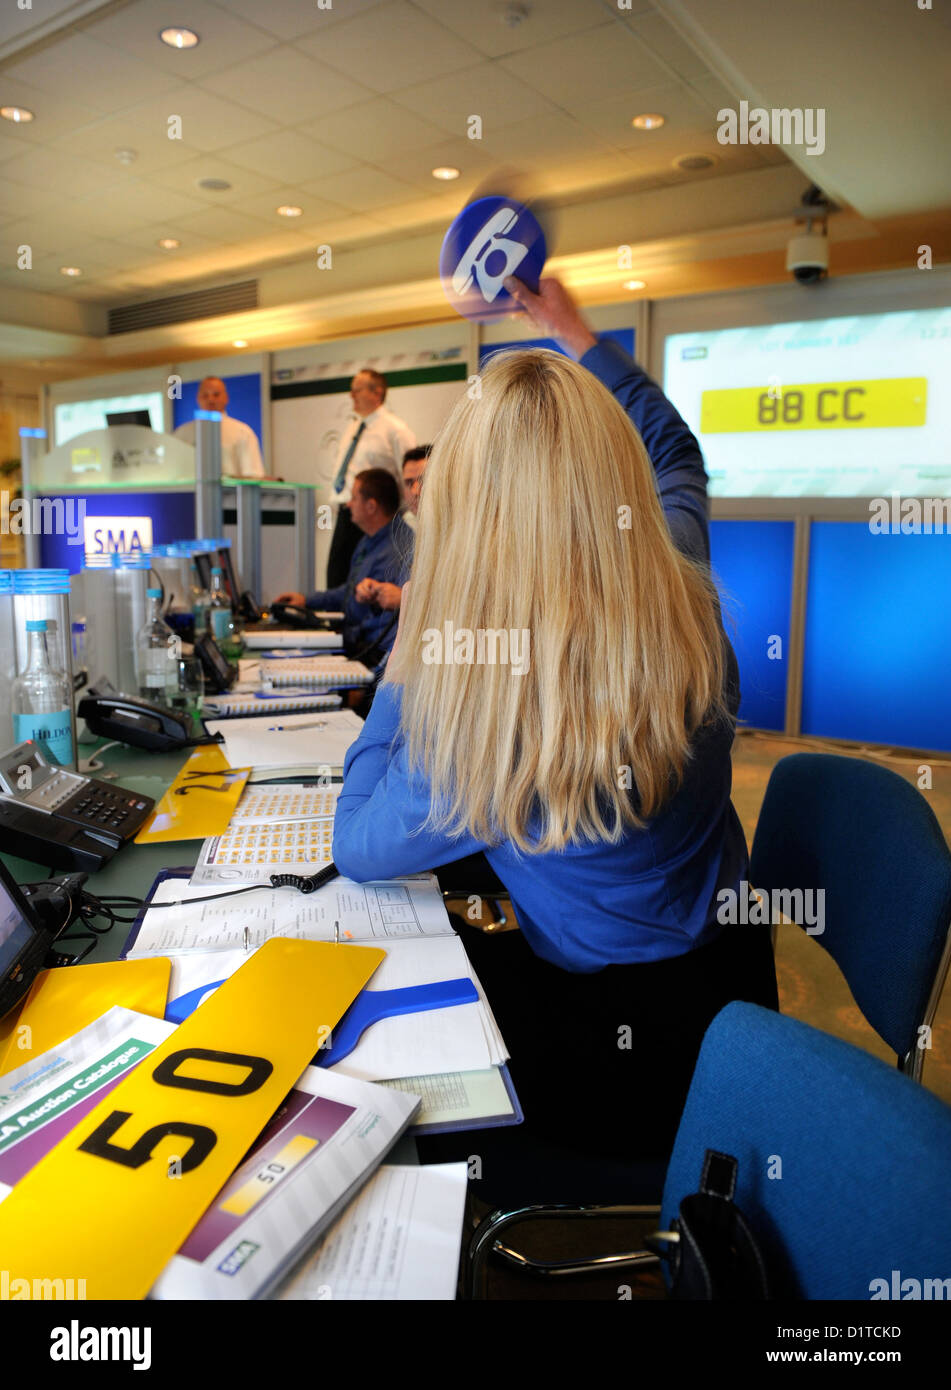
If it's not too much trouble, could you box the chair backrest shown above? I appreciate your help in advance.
[662,1002,951,1300]
[750,752,951,1064]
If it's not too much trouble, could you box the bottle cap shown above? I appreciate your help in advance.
[25,618,48,632]
[147,587,162,598]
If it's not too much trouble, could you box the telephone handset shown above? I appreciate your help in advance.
[267,602,330,631]
[451,206,529,304]
[78,680,192,753]
[0,741,155,873]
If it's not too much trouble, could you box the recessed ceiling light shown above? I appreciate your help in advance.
[157,237,180,249]
[623,279,646,291]
[631,113,665,131]
[197,177,232,192]
[276,205,303,217]
[673,153,715,172]
[160,27,199,49]
[232,340,248,349]
[60,266,82,277]
[1,106,34,123]
[432,166,460,181]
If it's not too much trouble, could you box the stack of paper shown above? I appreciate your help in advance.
[202,691,343,719]
[205,709,364,773]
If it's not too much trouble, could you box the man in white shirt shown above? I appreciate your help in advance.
[327,368,415,587]
[174,377,267,480]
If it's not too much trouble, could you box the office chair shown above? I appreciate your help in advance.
[468,1002,951,1298]
[749,752,951,1080]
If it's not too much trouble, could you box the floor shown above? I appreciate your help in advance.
[458,728,951,1299]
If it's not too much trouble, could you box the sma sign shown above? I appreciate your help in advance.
[83,515,153,557]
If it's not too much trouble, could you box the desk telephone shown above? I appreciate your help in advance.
[0,741,154,872]
[267,602,331,631]
[78,680,193,753]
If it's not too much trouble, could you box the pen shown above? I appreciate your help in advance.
[266,720,329,732]
[243,926,250,952]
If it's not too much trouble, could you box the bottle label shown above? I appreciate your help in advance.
[211,607,231,643]
[13,709,73,767]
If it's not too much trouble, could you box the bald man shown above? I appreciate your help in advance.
[174,377,267,480]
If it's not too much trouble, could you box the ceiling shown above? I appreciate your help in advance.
[0,0,947,376]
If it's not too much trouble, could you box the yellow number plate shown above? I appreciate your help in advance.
[0,937,383,1300]
[700,378,927,433]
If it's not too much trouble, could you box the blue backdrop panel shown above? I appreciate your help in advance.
[709,520,794,732]
[39,492,195,574]
[172,372,262,441]
[479,328,634,365]
[802,523,951,752]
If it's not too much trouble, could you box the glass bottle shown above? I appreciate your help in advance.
[11,618,74,767]
[208,566,243,658]
[135,587,176,704]
[190,558,211,639]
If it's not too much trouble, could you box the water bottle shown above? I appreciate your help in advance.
[190,558,211,638]
[208,567,235,648]
[135,588,176,704]
[11,618,74,767]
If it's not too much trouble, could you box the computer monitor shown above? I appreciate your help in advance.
[106,409,154,428]
[0,859,53,1021]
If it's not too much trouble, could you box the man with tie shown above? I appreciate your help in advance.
[327,369,415,587]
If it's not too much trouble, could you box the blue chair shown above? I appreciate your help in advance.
[659,1002,951,1299]
[750,752,951,1079]
[468,1002,951,1297]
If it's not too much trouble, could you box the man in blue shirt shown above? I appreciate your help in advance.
[275,468,413,666]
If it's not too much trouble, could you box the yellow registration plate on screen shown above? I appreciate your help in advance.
[700,378,927,433]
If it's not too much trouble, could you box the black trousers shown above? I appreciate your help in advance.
[326,505,362,589]
[417,911,779,1194]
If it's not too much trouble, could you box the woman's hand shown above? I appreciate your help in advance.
[503,275,598,359]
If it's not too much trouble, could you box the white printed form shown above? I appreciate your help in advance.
[127,874,456,956]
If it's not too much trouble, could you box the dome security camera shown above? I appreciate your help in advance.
[786,227,829,285]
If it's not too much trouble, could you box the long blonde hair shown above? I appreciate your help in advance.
[388,349,727,852]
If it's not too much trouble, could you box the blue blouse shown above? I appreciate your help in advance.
[332,341,749,971]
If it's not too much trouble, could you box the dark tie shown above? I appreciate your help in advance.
[333,419,367,495]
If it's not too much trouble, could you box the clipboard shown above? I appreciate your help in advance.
[124,870,523,1134]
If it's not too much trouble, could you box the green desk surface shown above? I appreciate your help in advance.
[0,740,200,964]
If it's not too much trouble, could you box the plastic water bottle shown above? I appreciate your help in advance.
[135,588,176,704]
[208,567,235,648]
[11,618,74,766]
[190,559,211,638]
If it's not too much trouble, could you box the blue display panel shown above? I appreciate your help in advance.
[709,520,795,732]
[479,328,634,366]
[172,372,262,441]
[38,492,195,574]
[802,523,951,752]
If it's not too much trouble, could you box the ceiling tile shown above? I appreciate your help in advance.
[390,61,560,137]
[622,11,713,81]
[479,109,617,163]
[1,148,124,197]
[409,0,618,60]
[1,33,185,113]
[198,46,374,124]
[69,181,209,233]
[50,113,204,176]
[0,181,68,217]
[86,0,279,79]
[228,185,350,225]
[370,193,465,233]
[500,20,670,114]
[215,0,386,40]
[379,134,495,191]
[119,86,281,153]
[0,78,105,144]
[224,129,354,183]
[147,156,284,201]
[296,97,448,160]
[171,204,293,243]
[299,164,419,211]
[296,0,482,94]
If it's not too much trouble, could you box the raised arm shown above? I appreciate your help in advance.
[504,276,710,563]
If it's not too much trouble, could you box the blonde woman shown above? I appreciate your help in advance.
[333,278,777,1173]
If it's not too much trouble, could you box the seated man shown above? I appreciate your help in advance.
[354,444,430,614]
[275,468,413,668]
